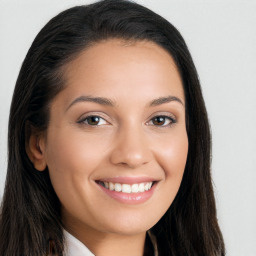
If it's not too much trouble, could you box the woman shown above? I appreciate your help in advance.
[0,0,225,255]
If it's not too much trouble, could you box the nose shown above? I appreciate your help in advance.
[109,125,152,169]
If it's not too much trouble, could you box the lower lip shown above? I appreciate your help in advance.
[97,183,157,204]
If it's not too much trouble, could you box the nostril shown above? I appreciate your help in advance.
[117,161,148,169]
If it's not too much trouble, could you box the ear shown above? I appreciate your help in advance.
[26,131,47,172]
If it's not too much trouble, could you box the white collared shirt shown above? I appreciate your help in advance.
[63,230,95,256]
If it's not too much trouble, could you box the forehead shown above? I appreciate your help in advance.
[55,39,184,107]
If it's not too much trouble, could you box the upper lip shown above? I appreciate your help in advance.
[96,176,159,184]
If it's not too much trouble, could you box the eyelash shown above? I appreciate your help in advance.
[78,114,176,127]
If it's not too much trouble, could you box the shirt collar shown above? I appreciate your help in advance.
[63,229,95,256]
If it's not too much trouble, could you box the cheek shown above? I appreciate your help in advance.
[44,128,110,201]
[153,128,188,202]
[45,128,108,174]
[154,129,188,178]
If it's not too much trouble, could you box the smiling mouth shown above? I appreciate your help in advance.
[96,181,155,193]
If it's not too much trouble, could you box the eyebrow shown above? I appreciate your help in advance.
[149,96,184,107]
[66,95,116,111]
[66,95,184,112]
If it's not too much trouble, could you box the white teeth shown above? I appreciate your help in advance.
[138,183,145,192]
[131,184,139,193]
[145,182,152,191]
[115,183,122,192]
[101,181,153,193]
[109,182,115,191]
[122,184,131,193]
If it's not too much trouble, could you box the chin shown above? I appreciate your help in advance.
[96,211,161,236]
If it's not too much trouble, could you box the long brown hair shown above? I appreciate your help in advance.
[0,0,225,255]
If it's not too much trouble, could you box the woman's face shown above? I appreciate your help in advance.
[40,39,188,236]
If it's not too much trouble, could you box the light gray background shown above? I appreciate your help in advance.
[0,0,255,255]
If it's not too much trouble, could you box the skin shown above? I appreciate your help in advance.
[28,39,188,256]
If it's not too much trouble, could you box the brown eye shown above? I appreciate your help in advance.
[150,116,175,126]
[87,116,100,125]
[78,116,108,126]
[152,116,165,125]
